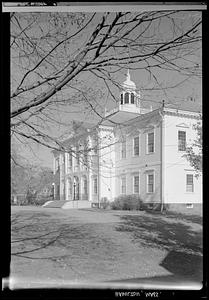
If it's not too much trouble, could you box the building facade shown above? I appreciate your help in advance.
[52,71,202,212]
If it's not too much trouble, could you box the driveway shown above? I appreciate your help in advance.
[10,206,203,289]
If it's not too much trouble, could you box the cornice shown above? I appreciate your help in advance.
[163,108,201,120]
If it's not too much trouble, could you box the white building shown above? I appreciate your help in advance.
[51,71,202,213]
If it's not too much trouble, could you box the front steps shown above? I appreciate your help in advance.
[43,200,92,209]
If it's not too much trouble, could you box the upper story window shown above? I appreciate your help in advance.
[124,92,129,104]
[68,150,72,168]
[147,172,154,193]
[75,145,80,165]
[121,176,126,194]
[133,136,140,156]
[83,150,88,168]
[147,132,154,154]
[121,139,126,159]
[186,174,194,192]
[131,93,134,104]
[178,130,186,151]
[55,157,59,172]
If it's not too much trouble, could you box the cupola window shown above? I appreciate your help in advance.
[121,94,123,105]
[131,93,134,104]
[124,92,129,104]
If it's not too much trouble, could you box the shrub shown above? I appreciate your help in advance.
[100,197,110,209]
[110,194,143,211]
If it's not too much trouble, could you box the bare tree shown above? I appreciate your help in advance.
[11,144,54,204]
[10,11,202,155]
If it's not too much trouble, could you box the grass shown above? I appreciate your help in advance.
[10,206,203,287]
[115,213,202,254]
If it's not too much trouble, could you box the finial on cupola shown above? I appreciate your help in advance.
[122,69,136,90]
[127,69,130,81]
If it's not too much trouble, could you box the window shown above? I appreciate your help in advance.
[121,94,123,105]
[68,179,72,198]
[76,145,80,165]
[121,177,126,194]
[121,139,126,159]
[178,131,186,151]
[186,174,194,192]
[93,177,98,194]
[124,92,129,104]
[147,173,154,193]
[147,132,154,153]
[133,136,140,156]
[68,151,72,170]
[83,150,88,168]
[131,93,134,104]
[133,175,139,194]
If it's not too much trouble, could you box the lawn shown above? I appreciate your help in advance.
[10,206,203,289]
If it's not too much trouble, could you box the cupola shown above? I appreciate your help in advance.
[103,69,148,126]
[120,70,140,108]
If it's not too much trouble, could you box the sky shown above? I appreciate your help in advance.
[10,8,202,170]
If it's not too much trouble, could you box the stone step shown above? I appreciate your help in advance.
[62,200,92,209]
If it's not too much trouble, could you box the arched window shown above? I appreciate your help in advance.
[124,92,129,104]
[131,93,134,104]
[73,176,79,200]
[121,94,123,105]
[68,178,72,200]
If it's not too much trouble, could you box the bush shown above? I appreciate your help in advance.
[100,197,110,209]
[110,195,143,211]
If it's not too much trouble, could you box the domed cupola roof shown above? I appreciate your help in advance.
[122,69,136,90]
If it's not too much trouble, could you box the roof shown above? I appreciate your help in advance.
[52,101,201,154]
[51,121,97,154]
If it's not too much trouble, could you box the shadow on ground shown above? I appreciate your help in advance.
[115,214,202,254]
[109,250,203,286]
[147,210,202,225]
[114,213,203,283]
